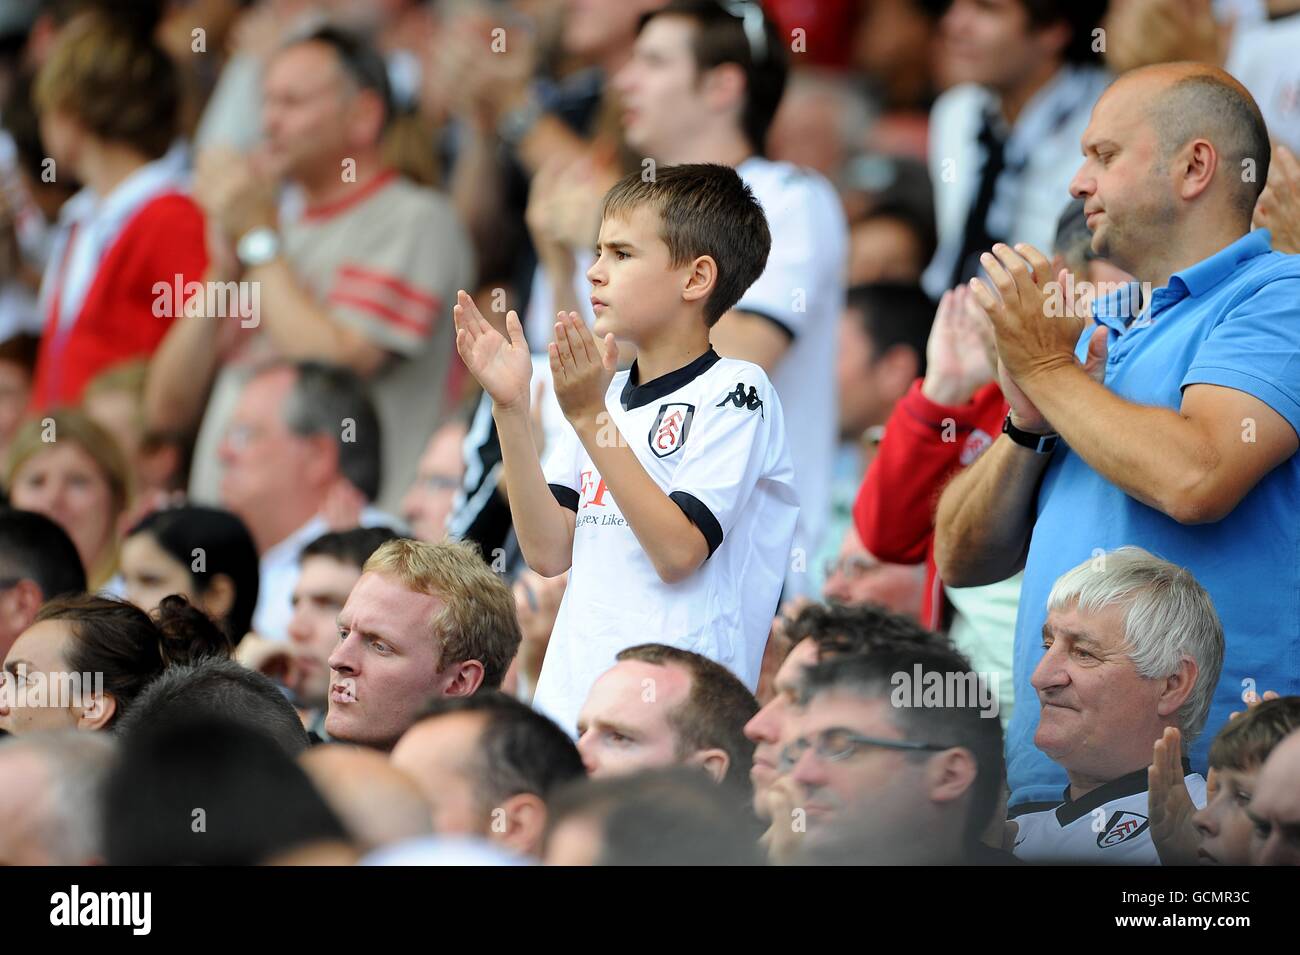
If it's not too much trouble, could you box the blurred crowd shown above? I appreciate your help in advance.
[0,0,1299,866]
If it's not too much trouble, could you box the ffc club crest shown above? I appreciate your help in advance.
[650,403,695,458]
[1096,811,1149,848]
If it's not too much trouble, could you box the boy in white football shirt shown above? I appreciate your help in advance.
[454,163,798,735]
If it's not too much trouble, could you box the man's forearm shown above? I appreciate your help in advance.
[245,259,385,376]
[934,435,1050,587]
[573,416,708,584]
[1023,362,1214,519]
[494,404,575,576]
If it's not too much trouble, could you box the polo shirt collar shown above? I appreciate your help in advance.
[1054,758,1191,827]
[621,347,721,411]
[1093,231,1273,332]
[1170,229,1272,299]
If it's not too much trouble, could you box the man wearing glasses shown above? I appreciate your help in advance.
[782,641,1009,864]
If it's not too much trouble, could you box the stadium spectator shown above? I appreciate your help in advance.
[0,730,115,865]
[1247,728,1300,865]
[1009,548,1224,863]
[391,691,585,857]
[0,593,228,734]
[456,163,796,737]
[27,8,206,410]
[113,657,310,757]
[6,409,130,591]
[936,64,1300,808]
[0,507,85,660]
[147,25,473,514]
[784,642,1007,865]
[268,525,399,738]
[214,361,392,641]
[576,644,758,794]
[923,0,1108,297]
[120,505,260,647]
[326,538,521,751]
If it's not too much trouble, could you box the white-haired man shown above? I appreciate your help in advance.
[1010,547,1224,864]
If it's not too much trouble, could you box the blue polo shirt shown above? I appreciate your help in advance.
[1008,230,1300,808]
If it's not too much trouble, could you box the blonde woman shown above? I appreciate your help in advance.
[6,410,131,593]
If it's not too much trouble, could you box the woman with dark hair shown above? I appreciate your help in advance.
[120,505,259,647]
[0,593,229,734]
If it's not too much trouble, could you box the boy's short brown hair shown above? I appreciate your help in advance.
[601,163,771,327]
[1209,696,1300,773]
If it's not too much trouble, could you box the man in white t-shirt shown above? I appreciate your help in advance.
[1010,548,1224,864]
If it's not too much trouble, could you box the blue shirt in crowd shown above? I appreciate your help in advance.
[1008,230,1300,808]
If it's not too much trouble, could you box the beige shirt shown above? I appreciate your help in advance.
[189,172,475,513]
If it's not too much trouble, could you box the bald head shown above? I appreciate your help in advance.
[299,744,432,852]
[1248,728,1300,866]
[1116,63,1269,221]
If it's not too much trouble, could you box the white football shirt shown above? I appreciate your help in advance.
[1012,766,1207,865]
[533,348,799,735]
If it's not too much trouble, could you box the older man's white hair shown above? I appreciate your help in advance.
[0,731,117,864]
[1047,546,1224,742]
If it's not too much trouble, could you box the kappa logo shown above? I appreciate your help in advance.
[716,382,764,417]
[649,403,695,458]
[1097,811,1149,848]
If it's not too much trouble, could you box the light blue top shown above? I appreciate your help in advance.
[1008,230,1300,807]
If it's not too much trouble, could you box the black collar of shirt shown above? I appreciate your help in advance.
[1055,759,1192,827]
[620,347,721,411]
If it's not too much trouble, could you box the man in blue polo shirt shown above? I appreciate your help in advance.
[933,62,1300,811]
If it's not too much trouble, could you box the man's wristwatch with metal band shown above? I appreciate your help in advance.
[236,226,282,269]
[1002,412,1059,453]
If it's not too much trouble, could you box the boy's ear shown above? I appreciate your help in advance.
[681,254,718,306]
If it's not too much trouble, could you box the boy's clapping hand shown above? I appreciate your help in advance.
[454,290,533,413]
[550,311,618,427]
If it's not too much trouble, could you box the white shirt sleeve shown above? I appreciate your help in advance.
[541,419,583,512]
[667,368,794,557]
[733,170,840,339]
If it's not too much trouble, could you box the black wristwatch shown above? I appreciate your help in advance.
[1002,412,1059,453]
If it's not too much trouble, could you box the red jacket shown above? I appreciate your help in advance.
[853,378,1008,628]
[32,193,208,410]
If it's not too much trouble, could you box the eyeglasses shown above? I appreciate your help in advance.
[823,553,881,582]
[779,727,952,771]
[721,0,768,64]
